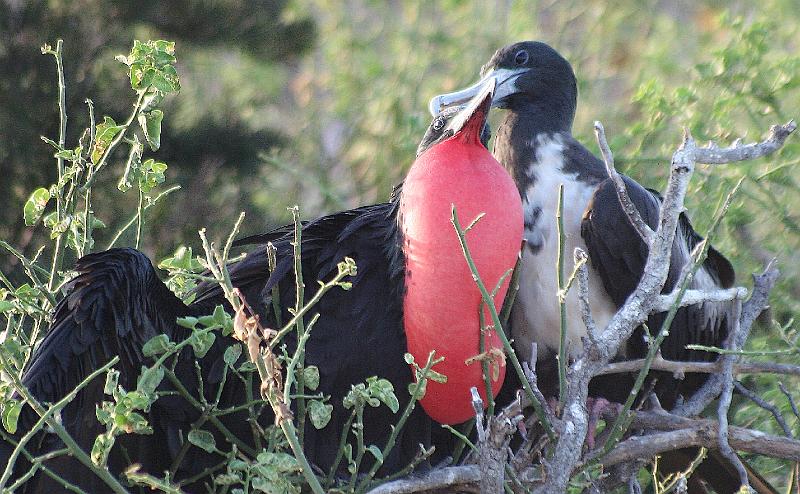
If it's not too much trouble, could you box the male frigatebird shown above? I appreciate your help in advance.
[3,82,522,491]
[430,41,773,493]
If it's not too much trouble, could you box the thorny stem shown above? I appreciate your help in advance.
[0,431,87,493]
[135,188,144,249]
[43,40,68,293]
[105,185,181,250]
[479,303,495,417]
[324,410,356,487]
[450,205,555,439]
[356,351,441,493]
[289,206,308,444]
[200,216,326,494]
[556,183,568,408]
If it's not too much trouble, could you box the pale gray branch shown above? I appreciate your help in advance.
[592,409,800,467]
[596,354,800,377]
[675,263,780,417]
[594,121,654,243]
[691,120,796,164]
[715,298,749,489]
[652,287,747,312]
[574,248,598,339]
[366,466,481,494]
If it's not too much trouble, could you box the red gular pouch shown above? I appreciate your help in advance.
[400,81,523,424]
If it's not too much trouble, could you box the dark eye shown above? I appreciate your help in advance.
[514,50,529,65]
[432,116,446,131]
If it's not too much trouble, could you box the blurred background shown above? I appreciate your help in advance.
[1,0,800,485]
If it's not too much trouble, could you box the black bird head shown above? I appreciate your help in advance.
[429,41,577,134]
[416,106,491,157]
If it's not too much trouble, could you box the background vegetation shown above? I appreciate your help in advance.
[1,0,799,490]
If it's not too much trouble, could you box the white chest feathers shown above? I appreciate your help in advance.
[510,135,617,363]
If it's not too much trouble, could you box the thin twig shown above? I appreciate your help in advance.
[594,121,654,243]
[451,206,554,439]
[734,381,792,437]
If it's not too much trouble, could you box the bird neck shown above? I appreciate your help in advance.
[493,105,573,195]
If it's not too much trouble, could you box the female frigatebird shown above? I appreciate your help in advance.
[4,82,522,491]
[429,41,776,494]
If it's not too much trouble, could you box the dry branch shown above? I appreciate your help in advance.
[597,354,800,377]
[593,409,800,467]
[593,122,654,243]
[365,466,481,494]
[532,122,795,493]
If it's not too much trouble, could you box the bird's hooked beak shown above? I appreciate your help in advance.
[443,77,495,142]
[429,67,526,117]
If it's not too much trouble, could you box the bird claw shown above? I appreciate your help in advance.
[585,397,620,450]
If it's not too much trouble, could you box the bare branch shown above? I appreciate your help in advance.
[779,382,800,422]
[534,120,791,492]
[652,287,747,312]
[734,381,792,438]
[365,466,481,494]
[691,121,797,164]
[597,354,800,377]
[675,262,780,417]
[574,248,598,340]
[593,121,654,243]
[591,409,800,467]
[472,387,524,494]
[715,299,749,489]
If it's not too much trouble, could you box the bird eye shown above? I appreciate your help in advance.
[432,116,446,131]
[514,50,529,65]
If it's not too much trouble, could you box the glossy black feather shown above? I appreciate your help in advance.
[5,249,203,492]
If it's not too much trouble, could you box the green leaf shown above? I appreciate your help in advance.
[23,187,51,226]
[91,432,115,467]
[2,401,21,434]
[426,369,448,384]
[223,343,242,366]
[158,246,203,271]
[367,377,399,413]
[0,300,13,313]
[177,316,198,329]
[14,284,41,306]
[366,445,383,463]
[95,402,112,424]
[308,399,333,429]
[54,149,77,160]
[48,215,72,239]
[104,369,120,395]
[91,116,123,164]
[256,451,300,473]
[141,90,165,112]
[138,159,167,193]
[138,110,163,151]
[303,366,320,391]
[409,380,427,400]
[190,330,215,358]
[188,429,216,453]
[137,365,164,396]
[142,334,173,357]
